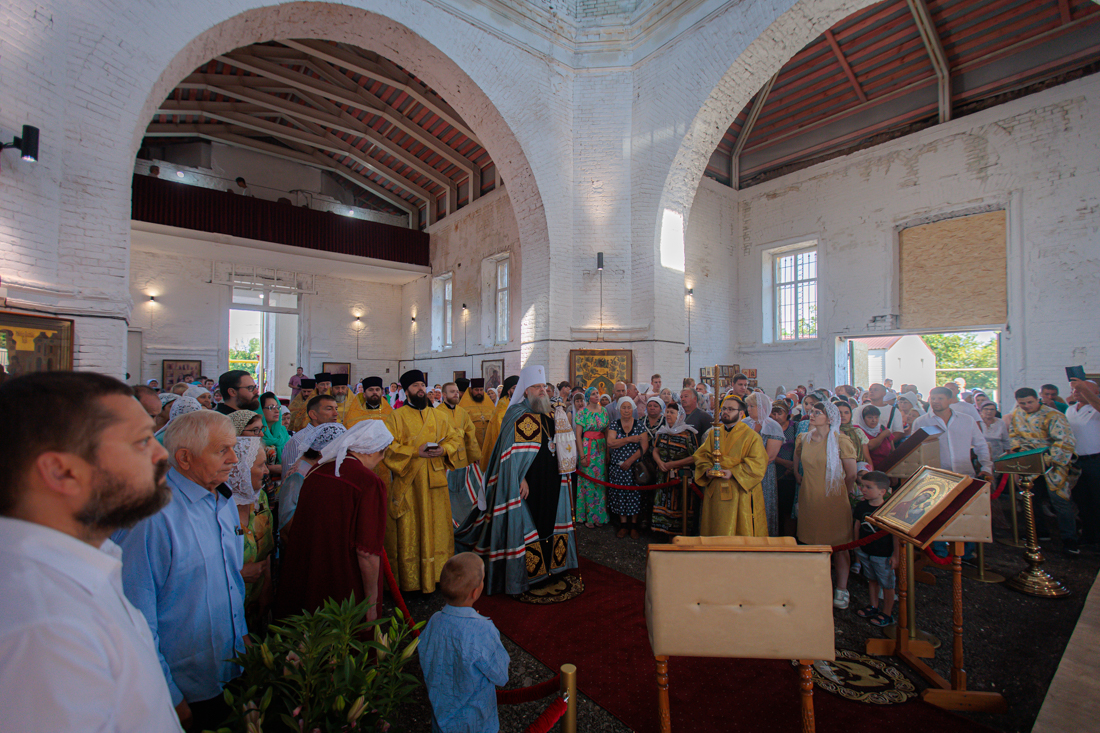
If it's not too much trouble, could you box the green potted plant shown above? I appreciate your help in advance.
[206,596,424,732]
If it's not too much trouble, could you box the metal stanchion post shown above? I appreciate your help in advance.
[961,542,1005,583]
[560,663,577,733]
[997,476,1023,547]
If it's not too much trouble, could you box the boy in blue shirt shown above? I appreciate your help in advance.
[420,553,510,733]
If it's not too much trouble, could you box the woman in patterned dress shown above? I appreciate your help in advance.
[574,387,610,528]
[607,396,649,539]
[651,403,699,536]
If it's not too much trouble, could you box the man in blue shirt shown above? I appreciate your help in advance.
[121,410,247,732]
[420,552,510,733]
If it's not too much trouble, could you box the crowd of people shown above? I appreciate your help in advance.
[1,363,1096,732]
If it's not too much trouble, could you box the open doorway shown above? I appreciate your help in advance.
[846,330,1000,403]
[229,287,300,396]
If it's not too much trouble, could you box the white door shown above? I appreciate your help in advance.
[126,330,143,383]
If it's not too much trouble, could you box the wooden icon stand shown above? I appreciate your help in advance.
[866,473,1007,713]
[647,537,835,733]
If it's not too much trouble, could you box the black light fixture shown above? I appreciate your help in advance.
[149,295,156,302]
[596,252,604,271]
[2,125,39,162]
[462,303,467,311]
[687,288,694,296]
[411,316,416,323]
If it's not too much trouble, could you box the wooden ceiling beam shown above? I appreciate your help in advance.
[824,29,868,102]
[729,72,778,191]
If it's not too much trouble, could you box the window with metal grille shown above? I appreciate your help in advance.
[774,246,818,341]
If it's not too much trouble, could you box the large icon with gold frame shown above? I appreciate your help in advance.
[871,466,972,538]
[568,349,632,395]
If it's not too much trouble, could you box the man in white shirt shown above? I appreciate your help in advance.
[1068,378,1100,545]
[855,383,906,437]
[944,381,982,423]
[912,387,994,481]
[0,372,182,732]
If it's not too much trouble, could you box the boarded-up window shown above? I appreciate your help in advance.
[898,210,1006,329]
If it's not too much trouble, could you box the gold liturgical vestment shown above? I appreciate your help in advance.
[287,393,311,432]
[434,403,482,469]
[342,396,394,486]
[458,391,494,447]
[692,421,770,537]
[343,394,393,428]
[478,396,511,471]
[383,405,463,592]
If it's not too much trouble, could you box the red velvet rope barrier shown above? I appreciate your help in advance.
[992,474,1008,500]
[923,547,953,565]
[523,696,568,733]
[381,549,419,637]
[830,529,889,552]
[496,675,561,705]
[576,470,680,490]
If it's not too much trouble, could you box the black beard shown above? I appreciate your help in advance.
[406,391,429,410]
[720,414,741,426]
[470,393,485,402]
[365,396,381,409]
[76,460,171,532]
[238,396,260,411]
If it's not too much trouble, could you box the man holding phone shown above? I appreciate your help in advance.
[1067,370,1100,547]
[382,370,463,593]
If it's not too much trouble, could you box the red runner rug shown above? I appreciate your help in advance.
[475,558,993,732]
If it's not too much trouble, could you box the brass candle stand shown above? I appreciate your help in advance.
[1004,474,1070,598]
[706,365,725,479]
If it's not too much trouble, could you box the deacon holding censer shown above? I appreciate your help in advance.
[692,392,770,537]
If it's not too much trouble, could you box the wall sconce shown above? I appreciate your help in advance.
[462,303,467,311]
[2,125,39,163]
[686,288,694,296]
[411,316,416,323]
[148,295,156,302]
[596,252,604,271]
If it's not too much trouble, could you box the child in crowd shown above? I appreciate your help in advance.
[858,406,895,467]
[420,553,511,733]
[852,471,899,627]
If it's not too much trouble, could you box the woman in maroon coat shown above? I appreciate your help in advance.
[275,420,394,621]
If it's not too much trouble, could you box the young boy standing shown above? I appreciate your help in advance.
[420,553,510,733]
[852,471,899,627]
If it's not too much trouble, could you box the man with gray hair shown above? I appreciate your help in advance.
[120,410,248,732]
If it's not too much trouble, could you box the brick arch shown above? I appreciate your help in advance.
[655,0,880,247]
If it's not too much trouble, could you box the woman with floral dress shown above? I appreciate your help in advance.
[607,397,649,539]
[651,403,698,535]
[574,387,610,528]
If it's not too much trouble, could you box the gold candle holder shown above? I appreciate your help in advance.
[1005,474,1070,598]
[707,364,725,478]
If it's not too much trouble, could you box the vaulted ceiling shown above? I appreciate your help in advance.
[708,0,1100,189]
[144,40,494,226]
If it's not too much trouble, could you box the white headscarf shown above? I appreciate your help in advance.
[852,403,884,436]
[279,405,291,418]
[227,436,263,506]
[513,365,547,403]
[818,399,845,497]
[615,395,636,418]
[656,403,697,435]
[183,385,208,401]
[169,396,202,420]
[158,392,179,408]
[318,420,395,477]
[898,391,926,416]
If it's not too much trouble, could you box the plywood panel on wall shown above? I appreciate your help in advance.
[899,210,1007,330]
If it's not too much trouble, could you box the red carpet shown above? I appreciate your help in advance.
[475,558,994,732]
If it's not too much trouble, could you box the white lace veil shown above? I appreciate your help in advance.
[820,399,845,497]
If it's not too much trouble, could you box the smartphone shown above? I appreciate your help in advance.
[1066,365,1086,381]
[426,442,440,450]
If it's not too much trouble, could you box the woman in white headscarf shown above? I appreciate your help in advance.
[278,423,348,531]
[794,399,858,609]
[226,436,274,628]
[606,395,649,539]
[896,391,925,434]
[153,395,202,443]
[651,402,699,535]
[183,384,213,409]
[744,392,784,536]
[275,420,394,621]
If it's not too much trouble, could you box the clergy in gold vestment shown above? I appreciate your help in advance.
[288,379,316,432]
[479,375,518,471]
[692,395,770,537]
[344,377,393,428]
[330,373,353,423]
[436,382,482,469]
[383,370,463,592]
[459,378,494,447]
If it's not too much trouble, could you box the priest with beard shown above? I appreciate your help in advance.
[455,366,578,595]
[437,382,484,526]
[692,394,770,537]
[382,370,463,593]
[479,375,519,471]
[459,377,494,446]
[287,378,316,432]
[330,373,352,422]
[344,376,393,428]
